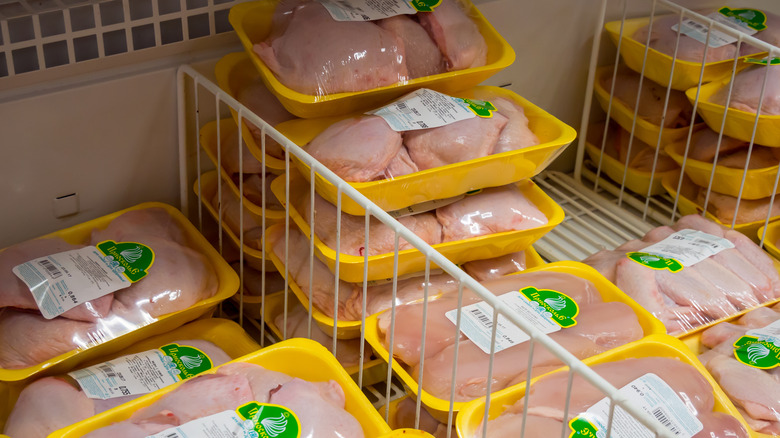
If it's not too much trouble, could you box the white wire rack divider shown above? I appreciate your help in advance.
[176,60,679,438]
[573,0,780,248]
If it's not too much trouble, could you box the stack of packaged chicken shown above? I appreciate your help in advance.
[601,7,780,233]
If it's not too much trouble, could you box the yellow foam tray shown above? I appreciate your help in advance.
[584,140,676,196]
[0,318,260,432]
[228,0,515,119]
[270,170,564,283]
[194,170,276,273]
[364,261,667,422]
[680,306,780,438]
[265,221,546,340]
[262,289,386,382]
[665,137,780,200]
[50,338,392,437]
[605,16,765,91]
[688,69,780,148]
[199,119,286,223]
[0,202,239,382]
[593,65,703,149]
[214,52,289,172]
[661,169,780,243]
[457,334,751,438]
[758,220,780,261]
[275,85,576,216]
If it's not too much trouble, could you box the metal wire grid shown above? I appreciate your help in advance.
[175,62,678,437]
[575,0,780,244]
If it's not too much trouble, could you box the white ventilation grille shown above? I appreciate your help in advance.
[0,0,239,78]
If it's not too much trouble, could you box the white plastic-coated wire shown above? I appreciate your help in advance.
[176,63,679,438]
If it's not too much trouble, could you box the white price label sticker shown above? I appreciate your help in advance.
[747,319,780,344]
[145,410,250,438]
[317,0,417,21]
[12,246,131,319]
[445,291,562,354]
[571,374,703,438]
[639,229,733,267]
[671,8,761,48]
[367,88,493,132]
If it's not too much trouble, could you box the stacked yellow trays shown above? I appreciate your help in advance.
[1,318,260,434]
[50,339,391,437]
[0,203,239,382]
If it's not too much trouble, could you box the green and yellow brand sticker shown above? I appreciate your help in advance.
[745,57,780,65]
[409,0,441,12]
[96,240,154,282]
[568,416,599,438]
[238,402,301,438]
[733,336,780,369]
[160,343,213,380]
[626,251,683,273]
[459,98,497,118]
[718,7,767,31]
[520,287,579,328]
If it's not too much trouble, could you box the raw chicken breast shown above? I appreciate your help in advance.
[707,355,780,422]
[417,0,487,71]
[711,65,780,115]
[235,77,295,160]
[275,301,364,368]
[254,2,408,95]
[716,146,780,169]
[404,112,507,170]
[603,65,693,128]
[220,128,264,174]
[269,378,365,438]
[461,250,527,281]
[345,273,458,321]
[242,172,284,210]
[378,15,446,79]
[0,237,114,322]
[393,396,452,436]
[210,187,262,235]
[382,145,419,179]
[435,185,548,242]
[633,13,738,63]
[688,127,749,162]
[306,116,403,182]
[216,362,293,403]
[482,413,565,437]
[593,122,678,171]
[4,377,95,438]
[470,92,539,153]
[91,207,187,246]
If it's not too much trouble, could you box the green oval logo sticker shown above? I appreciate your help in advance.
[458,98,497,118]
[733,336,780,369]
[626,251,683,273]
[520,287,579,328]
[96,240,155,282]
[569,416,599,438]
[409,0,441,12]
[719,7,767,31]
[237,402,301,438]
[159,343,213,380]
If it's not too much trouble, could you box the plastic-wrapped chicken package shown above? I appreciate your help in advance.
[605,7,780,90]
[264,224,544,340]
[364,262,665,419]
[0,203,238,381]
[583,214,780,335]
[458,335,750,438]
[687,304,780,436]
[51,338,390,438]
[1,318,259,437]
[693,61,780,147]
[277,86,575,215]
[270,170,561,283]
[381,396,453,438]
[230,0,514,117]
[214,53,297,170]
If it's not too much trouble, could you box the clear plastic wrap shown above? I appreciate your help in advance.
[0,204,237,380]
[583,214,780,335]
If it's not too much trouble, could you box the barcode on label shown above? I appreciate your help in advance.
[691,238,718,248]
[98,364,117,379]
[164,433,182,438]
[471,308,492,327]
[651,407,681,435]
[38,259,62,279]
[415,121,429,128]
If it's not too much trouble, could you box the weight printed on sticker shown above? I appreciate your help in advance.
[12,240,154,319]
[146,402,300,438]
[445,287,579,355]
[317,0,440,22]
[627,229,733,272]
[568,373,703,438]
[367,88,495,132]
[671,7,765,49]
[68,343,213,400]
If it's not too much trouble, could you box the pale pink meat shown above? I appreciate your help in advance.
[633,13,738,63]
[480,413,565,438]
[381,145,419,179]
[216,362,293,403]
[4,377,95,438]
[254,2,408,95]
[91,207,187,246]
[711,65,780,115]
[417,0,487,71]
[306,116,403,182]
[235,77,295,160]
[404,112,507,170]
[688,127,748,162]
[461,250,527,281]
[697,188,780,225]
[377,15,446,79]
[706,355,780,422]
[243,173,283,210]
[210,188,262,235]
[219,128,264,174]
[345,273,458,321]
[435,185,548,242]
[474,95,539,153]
